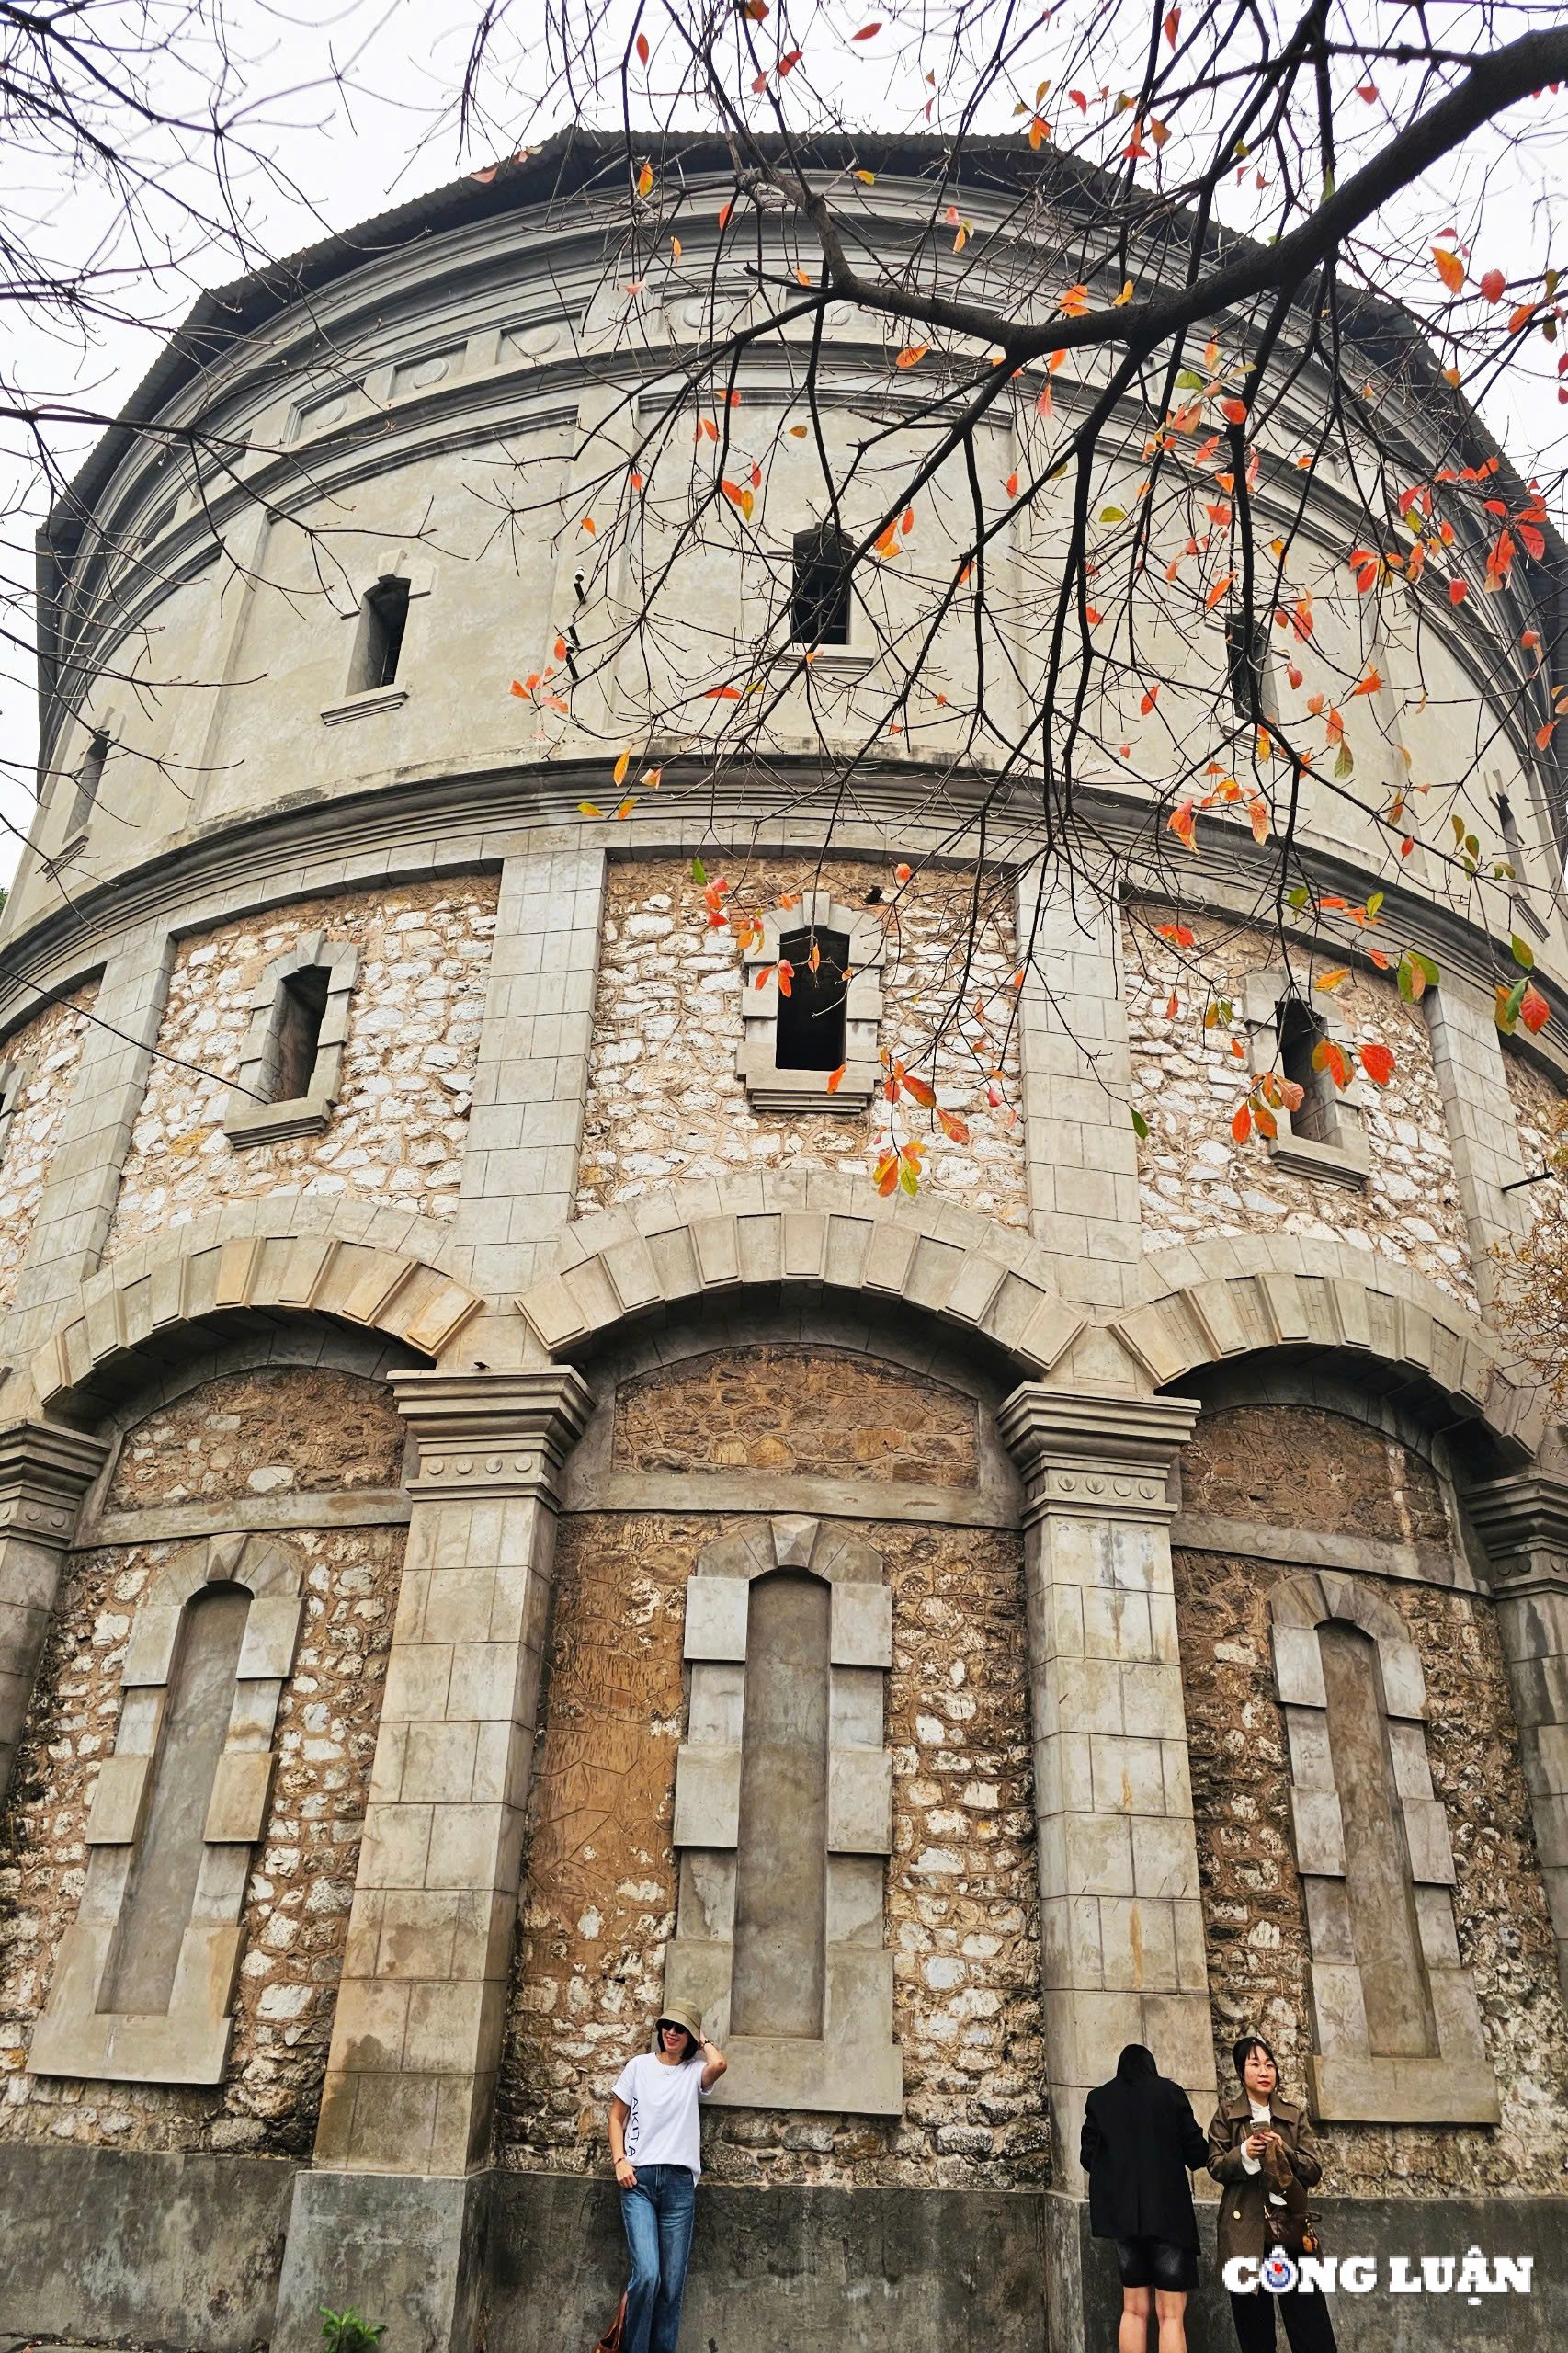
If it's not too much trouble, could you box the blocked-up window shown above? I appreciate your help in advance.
[1269,1571,1498,2124]
[665,1515,902,2114]
[1241,968,1369,1188]
[267,965,330,1103]
[31,1532,303,2086]
[1277,996,1337,1144]
[67,729,111,837]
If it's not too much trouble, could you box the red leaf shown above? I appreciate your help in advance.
[826,1063,846,1094]
[776,959,794,998]
[1158,923,1196,947]
[1358,1041,1395,1086]
[1140,684,1159,715]
[1449,577,1468,605]
[635,30,650,63]
[1232,1101,1252,1143]
[853,19,883,35]
[1163,6,1180,45]
[1219,399,1247,426]
[1522,983,1551,1035]
[1480,267,1506,303]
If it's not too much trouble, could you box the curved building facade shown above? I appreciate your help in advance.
[0,131,1566,2351]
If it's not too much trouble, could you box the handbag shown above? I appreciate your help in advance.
[594,2292,627,2353]
[1259,2135,1323,2258]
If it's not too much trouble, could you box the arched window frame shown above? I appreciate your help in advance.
[30,1531,304,2086]
[736,892,885,1113]
[1242,966,1369,1188]
[665,1513,902,2115]
[224,932,359,1147]
[1269,1568,1499,2124]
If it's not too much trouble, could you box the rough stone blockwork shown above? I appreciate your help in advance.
[106,879,497,1255]
[613,1346,979,1485]
[0,988,97,1313]
[1123,906,1476,1309]
[1175,1401,1568,2192]
[501,1480,1045,2187]
[577,859,1028,1224]
[0,1369,406,2154]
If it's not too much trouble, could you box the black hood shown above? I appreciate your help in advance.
[1116,2044,1159,2080]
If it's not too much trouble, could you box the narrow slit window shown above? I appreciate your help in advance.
[1277,995,1336,1142]
[351,576,411,691]
[790,526,853,646]
[267,965,330,1102]
[68,730,110,836]
[1225,613,1269,723]
[776,926,849,1073]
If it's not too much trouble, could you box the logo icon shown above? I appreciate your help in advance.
[1261,2251,1299,2295]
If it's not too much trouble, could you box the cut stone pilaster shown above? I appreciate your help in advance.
[277,1367,593,2353]
[1425,979,1530,1310]
[1467,1468,1568,2008]
[1015,868,1143,1313]
[313,1365,593,2177]
[997,1385,1214,2174]
[0,1420,109,1802]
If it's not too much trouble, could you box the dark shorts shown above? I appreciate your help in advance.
[1114,2236,1198,2292]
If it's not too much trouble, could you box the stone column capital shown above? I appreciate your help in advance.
[0,1417,109,1545]
[1467,1468,1568,1596]
[997,1385,1199,1522]
[389,1367,595,1507]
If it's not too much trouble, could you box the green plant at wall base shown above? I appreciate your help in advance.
[320,2306,386,2353]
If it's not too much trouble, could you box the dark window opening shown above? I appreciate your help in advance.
[352,575,411,691]
[776,926,849,1072]
[1277,995,1336,1143]
[790,526,853,646]
[1225,613,1269,722]
[268,966,330,1102]
[68,730,110,835]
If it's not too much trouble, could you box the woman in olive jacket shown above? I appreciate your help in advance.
[1207,2035,1338,2353]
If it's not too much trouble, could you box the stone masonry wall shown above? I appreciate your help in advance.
[1175,1401,1568,2195]
[105,878,497,1256]
[0,986,97,1313]
[613,1346,980,1486]
[577,859,1028,1224]
[1124,906,1476,1311]
[0,1368,406,2156]
[502,1354,1043,2190]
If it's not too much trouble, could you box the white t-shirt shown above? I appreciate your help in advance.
[612,2052,711,2176]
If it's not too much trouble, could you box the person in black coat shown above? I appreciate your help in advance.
[1081,2044,1210,2353]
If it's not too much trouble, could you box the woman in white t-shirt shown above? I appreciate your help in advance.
[608,2001,727,2353]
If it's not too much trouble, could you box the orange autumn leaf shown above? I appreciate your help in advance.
[636,161,654,198]
[1248,799,1270,845]
[635,30,650,62]
[1522,983,1551,1035]
[903,1073,937,1108]
[1433,248,1465,293]
[1167,799,1196,850]
[897,344,930,369]
[1158,923,1196,946]
[1205,573,1234,610]
[613,748,632,785]
[1140,685,1160,715]
[1314,967,1351,992]
[826,1063,847,1094]
[1312,1037,1351,1089]
[1232,1101,1252,1143]
[937,1107,971,1144]
[1358,1041,1395,1086]
[1349,666,1382,698]
[776,959,794,997]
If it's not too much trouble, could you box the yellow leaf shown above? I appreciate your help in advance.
[853,169,876,185]
[671,236,682,259]
[1113,279,1134,306]
[789,424,809,438]
[613,749,631,785]
[579,801,604,817]
[636,162,654,199]
[1314,967,1351,993]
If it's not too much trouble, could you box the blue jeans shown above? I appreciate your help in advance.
[619,2163,696,2353]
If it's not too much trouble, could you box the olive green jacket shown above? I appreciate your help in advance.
[1206,2092,1324,2270]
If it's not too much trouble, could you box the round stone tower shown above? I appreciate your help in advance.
[1,130,1566,2353]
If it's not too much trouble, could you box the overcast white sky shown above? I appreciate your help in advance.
[3,0,1563,884]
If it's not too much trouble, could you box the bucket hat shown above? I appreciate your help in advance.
[651,2000,705,2055]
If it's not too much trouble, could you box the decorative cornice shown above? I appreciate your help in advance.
[0,1419,110,1544]
[389,1367,596,1507]
[1466,1470,1568,1595]
[996,1385,1200,1523]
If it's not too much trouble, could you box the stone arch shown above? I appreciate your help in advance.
[1108,1234,1540,1462]
[28,1199,482,1418]
[517,1173,1085,1378]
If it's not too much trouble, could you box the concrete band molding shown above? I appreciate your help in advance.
[29,1529,304,2086]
